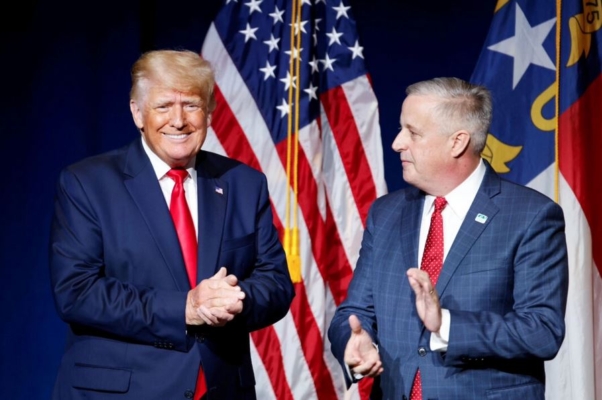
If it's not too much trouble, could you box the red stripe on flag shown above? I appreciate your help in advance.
[321,86,377,225]
[558,72,602,275]
[212,83,348,398]
[251,327,295,400]
[211,84,298,398]
[211,86,262,172]
[274,138,354,305]
[290,282,339,400]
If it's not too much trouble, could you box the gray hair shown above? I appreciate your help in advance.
[406,77,492,155]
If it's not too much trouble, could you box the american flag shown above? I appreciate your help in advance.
[200,0,387,398]
[471,1,602,398]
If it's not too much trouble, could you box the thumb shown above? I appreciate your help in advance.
[212,266,227,279]
[349,315,363,335]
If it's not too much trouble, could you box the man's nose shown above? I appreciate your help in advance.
[169,106,185,129]
[391,130,406,152]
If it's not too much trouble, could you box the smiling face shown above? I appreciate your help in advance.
[130,84,210,168]
[391,94,454,194]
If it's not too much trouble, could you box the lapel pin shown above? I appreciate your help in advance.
[475,213,488,224]
[215,186,224,195]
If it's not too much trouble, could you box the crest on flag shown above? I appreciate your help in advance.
[471,1,602,399]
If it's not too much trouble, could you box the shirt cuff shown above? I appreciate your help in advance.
[429,308,450,352]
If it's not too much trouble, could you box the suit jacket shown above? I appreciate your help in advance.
[328,163,568,400]
[49,139,294,399]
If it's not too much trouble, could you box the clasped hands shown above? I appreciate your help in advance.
[343,268,442,379]
[186,267,245,327]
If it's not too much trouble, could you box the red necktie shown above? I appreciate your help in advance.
[167,169,198,287]
[410,196,447,400]
[166,169,207,399]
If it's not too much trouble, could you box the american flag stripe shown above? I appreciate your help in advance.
[274,139,354,303]
[201,1,386,398]
[206,30,345,399]
[250,327,294,400]
[321,85,377,223]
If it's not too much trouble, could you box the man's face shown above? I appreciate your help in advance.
[130,85,210,168]
[391,94,452,193]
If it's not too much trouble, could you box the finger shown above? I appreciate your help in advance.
[407,267,432,285]
[348,315,362,334]
[198,305,219,325]
[367,360,383,377]
[408,274,432,296]
[209,307,235,323]
[223,300,244,315]
[215,288,245,301]
[407,276,423,295]
[351,360,375,376]
[204,293,245,309]
[207,278,241,291]
[223,274,239,286]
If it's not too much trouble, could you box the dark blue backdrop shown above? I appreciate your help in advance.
[0,1,494,397]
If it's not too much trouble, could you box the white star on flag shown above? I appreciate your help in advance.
[348,40,364,59]
[239,23,258,42]
[487,3,556,89]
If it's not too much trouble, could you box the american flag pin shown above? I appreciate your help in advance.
[475,213,488,224]
[215,186,224,195]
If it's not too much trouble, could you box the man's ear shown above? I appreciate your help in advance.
[130,99,144,129]
[207,113,212,127]
[450,130,471,158]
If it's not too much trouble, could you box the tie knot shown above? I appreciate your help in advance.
[166,168,188,185]
[434,197,447,212]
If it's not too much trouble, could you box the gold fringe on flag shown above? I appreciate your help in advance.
[284,0,303,283]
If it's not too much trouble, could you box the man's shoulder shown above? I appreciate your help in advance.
[497,177,557,206]
[373,186,420,207]
[63,142,132,177]
[197,150,265,182]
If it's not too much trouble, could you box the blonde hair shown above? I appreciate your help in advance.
[130,49,216,113]
[406,77,492,155]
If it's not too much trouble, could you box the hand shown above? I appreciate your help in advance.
[343,315,383,378]
[407,267,442,333]
[186,267,245,326]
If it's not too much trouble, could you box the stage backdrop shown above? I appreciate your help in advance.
[0,1,495,398]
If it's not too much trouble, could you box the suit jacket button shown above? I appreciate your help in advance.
[402,396,408,400]
[184,389,194,398]
[417,347,427,357]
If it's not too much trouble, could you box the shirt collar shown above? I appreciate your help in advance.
[425,159,486,219]
[140,137,196,180]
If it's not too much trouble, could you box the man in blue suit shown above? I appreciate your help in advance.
[328,77,568,399]
[49,50,294,399]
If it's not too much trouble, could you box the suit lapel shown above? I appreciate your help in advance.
[196,153,227,281]
[436,164,501,295]
[123,140,190,291]
[400,188,424,269]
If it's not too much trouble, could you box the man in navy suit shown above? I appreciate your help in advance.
[328,77,568,399]
[49,50,294,399]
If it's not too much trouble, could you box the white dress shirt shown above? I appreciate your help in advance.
[141,138,199,237]
[420,160,486,351]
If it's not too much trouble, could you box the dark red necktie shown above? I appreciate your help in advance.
[410,196,447,400]
[166,169,206,399]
